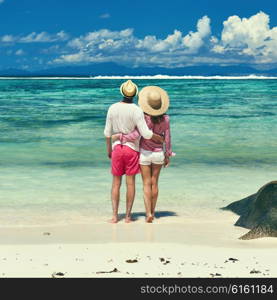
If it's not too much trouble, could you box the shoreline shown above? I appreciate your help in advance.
[0,210,277,277]
[0,210,276,248]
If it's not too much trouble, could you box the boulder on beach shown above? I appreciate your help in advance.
[222,181,277,240]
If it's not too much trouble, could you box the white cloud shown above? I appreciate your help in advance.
[0,31,69,44]
[15,49,25,56]
[212,45,225,54]
[137,30,183,52]
[1,34,15,42]
[212,11,277,63]
[20,31,69,43]
[54,16,212,66]
[2,12,277,69]
[99,13,110,19]
[183,16,211,53]
[136,16,211,54]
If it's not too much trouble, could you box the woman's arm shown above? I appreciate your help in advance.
[112,128,141,143]
[164,116,173,157]
[122,128,141,142]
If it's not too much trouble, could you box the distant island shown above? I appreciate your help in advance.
[0,63,277,77]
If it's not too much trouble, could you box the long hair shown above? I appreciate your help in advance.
[150,114,165,124]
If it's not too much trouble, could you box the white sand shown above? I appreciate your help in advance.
[0,210,276,278]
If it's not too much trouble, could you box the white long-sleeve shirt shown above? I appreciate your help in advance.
[104,102,153,152]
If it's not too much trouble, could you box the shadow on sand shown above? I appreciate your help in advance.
[118,210,178,221]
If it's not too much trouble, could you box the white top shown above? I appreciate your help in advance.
[104,102,153,152]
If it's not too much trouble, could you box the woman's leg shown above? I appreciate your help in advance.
[151,164,163,217]
[140,164,153,222]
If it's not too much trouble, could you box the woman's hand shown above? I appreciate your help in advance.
[152,133,164,144]
[164,155,170,167]
[112,134,120,143]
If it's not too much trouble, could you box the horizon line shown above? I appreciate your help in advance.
[0,74,277,80]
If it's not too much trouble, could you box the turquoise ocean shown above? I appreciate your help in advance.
[0,77,276,226]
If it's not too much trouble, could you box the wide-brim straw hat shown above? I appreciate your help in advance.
[138,86,169,116]
[120,80,138,97]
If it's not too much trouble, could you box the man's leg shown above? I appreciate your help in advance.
[125,174,136,223]
[110,175,122,223]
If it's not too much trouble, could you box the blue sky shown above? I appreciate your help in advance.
[0,0,276,71]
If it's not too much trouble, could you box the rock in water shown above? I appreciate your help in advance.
[222,181,277,240]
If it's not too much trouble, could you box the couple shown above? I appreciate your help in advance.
[104,80,174,223]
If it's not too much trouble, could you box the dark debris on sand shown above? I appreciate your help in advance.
[159,258,171,265]
[52,272,65,278]
[210,273,222,277]
[224,258,239,263]
[126,259,138,263]
[96,268,119,274]
[250,269,261,274]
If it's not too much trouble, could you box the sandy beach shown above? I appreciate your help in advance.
[1,210,276,278]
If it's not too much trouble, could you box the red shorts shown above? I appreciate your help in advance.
[111,145,140,176]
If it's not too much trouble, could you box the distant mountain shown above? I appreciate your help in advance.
[0,63,277,77]
[0,68,31,76]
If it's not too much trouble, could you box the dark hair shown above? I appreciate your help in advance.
[122,96,133,103]
[149,114,165,124]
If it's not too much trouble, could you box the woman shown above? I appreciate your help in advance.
[113,86,174,223]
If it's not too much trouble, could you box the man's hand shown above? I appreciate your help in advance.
[164,155,170,167]
[112,134,120,143]
[151,133,164,144]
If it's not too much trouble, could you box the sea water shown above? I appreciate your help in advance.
[0,78,276,225]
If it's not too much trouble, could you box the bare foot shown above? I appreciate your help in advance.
[108,217,118,224]
[125,216,133,223]
[146,215,154,223]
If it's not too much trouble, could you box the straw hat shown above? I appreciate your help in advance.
[120,80,138,98]
[138,86,169,116]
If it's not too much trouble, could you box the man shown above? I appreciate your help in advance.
[104,80,163,223]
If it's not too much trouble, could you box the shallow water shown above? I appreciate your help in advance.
[0,78,276,225]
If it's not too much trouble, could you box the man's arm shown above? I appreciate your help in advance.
[135,110,153,140]
[113,128,141,143]
[104,109,113,158]
[113,129,164,144]
[106,137,112,159]
[103,109,112,138]
[135,110,164,143]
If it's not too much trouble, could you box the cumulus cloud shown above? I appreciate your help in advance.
[1,12,277,69]
[53,16,212,66]
[183,15,211,53]
[212,11,277,63]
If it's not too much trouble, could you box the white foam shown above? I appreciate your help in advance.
[90,74,277,80]
[0,74,276,80]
